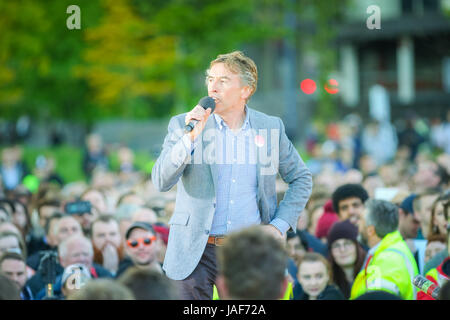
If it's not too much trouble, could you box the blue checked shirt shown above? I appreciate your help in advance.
[207,106,290,236]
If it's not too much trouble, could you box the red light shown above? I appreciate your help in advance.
[324,79,339,94]
[300,79,317,94]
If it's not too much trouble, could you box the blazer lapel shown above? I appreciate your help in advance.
[248,108,265,199]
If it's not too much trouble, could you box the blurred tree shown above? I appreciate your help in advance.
[136,0,287,115]
[0,0,102,127]
[75,0,177,119]
[0,0,344,127]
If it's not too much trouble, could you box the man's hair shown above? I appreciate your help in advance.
[217,226,287,300]
[91,215,119,232]
[68,279,134,300]
[0,273,20,300]
[364,199,399,238]
[37,200,61,217]
[0,199,15,214]
[0,251,25,269]
[44,212,64,236]
[332,184,369,214]
[0,206,11,220]
[0,231,27,258]
[207,51,258,99]
[58,234,93,260]
[118,267,178,300]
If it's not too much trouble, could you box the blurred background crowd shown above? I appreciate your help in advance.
[1,0,450,300]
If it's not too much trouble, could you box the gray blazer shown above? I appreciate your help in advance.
[152,107,313,280]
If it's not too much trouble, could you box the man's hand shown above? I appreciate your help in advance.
[185,105,212,142]
[102,243,119,274]
[261,224,286,243]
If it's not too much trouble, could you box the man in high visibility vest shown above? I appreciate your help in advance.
[351,199,419,300]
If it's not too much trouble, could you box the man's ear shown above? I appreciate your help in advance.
[215,274,229,300]
[240,86,252,101]
[398,208,406,220]
[367,225,376,238]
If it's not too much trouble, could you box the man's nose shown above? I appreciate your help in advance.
[209,80,219,92]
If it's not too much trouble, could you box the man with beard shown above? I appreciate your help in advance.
[116,222,161,277]
[351,199,418,300]
[91,216,125,276]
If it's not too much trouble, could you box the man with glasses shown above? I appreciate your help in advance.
[117,222,162,277]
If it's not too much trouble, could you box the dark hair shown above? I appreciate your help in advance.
[355,290,402,300]
[435,164,449,187]
[118,267,178,300]
[332,184,369,215]
[217,226,287,300]
[328,241,367,299]
[0,272,20,300]
[44,212,65,236]
[0,251,25,266]
[0,206,10,221]
[12,199,32,236]
[0,199,15,215]
[37,200,61,217]
[287,231,309,251]
[439,280,450,300]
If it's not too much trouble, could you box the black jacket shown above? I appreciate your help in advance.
[26,262,112,298]
[295,284,345,300]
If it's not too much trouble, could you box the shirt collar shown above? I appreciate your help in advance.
[368,241,381,256]
[213,105,250,131]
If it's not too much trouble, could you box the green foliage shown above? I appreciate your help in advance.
[0,0,343,123]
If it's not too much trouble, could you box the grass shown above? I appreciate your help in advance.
[2,145,155,184]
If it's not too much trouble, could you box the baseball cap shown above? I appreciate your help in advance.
[399,194,417,215]
[125,221,155,240]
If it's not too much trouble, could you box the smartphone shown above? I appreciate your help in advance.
[64,200,91,215]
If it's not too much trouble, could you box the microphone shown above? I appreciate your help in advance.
[413,275,441,299]
[184,96,216,133]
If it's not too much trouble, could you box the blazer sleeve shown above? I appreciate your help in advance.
[273,117,313,232]
[151,115,194,192]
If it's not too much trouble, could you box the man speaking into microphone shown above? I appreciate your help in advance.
[152,51,312,300]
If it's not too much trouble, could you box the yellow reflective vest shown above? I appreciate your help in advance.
[213,282,293,300]
[350,231,419,300]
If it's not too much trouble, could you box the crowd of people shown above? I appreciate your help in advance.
[0,116,449,300]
